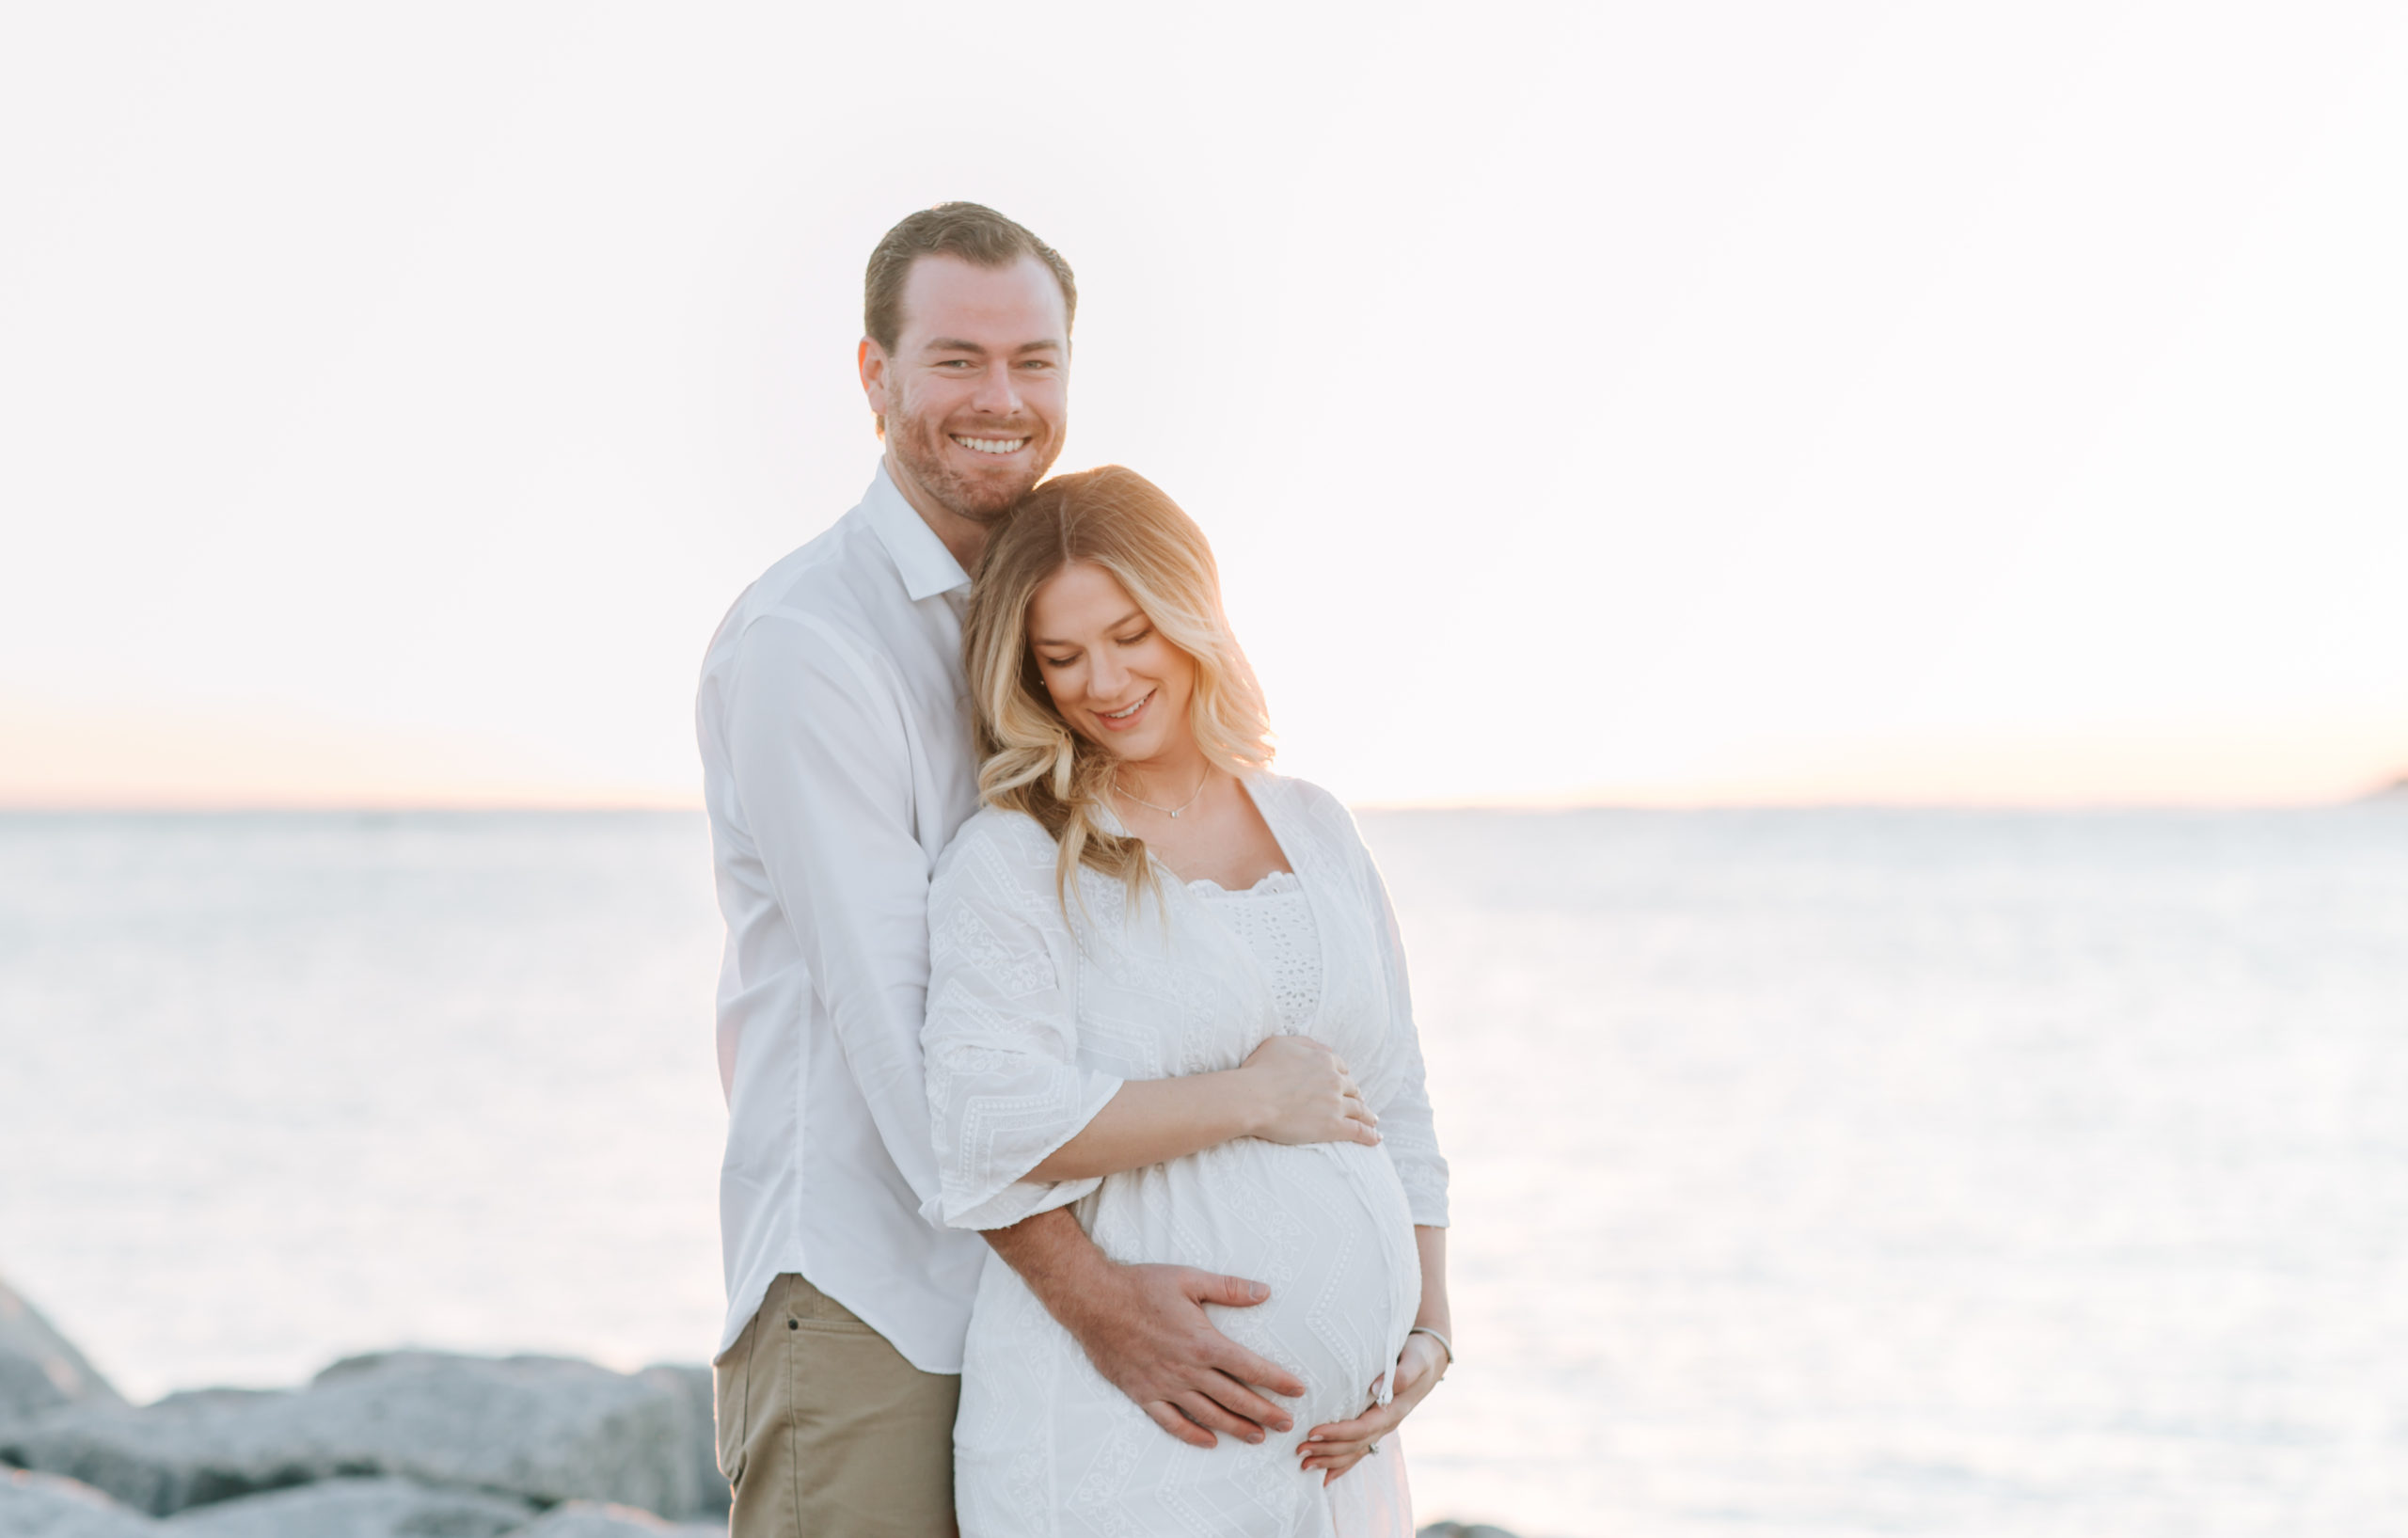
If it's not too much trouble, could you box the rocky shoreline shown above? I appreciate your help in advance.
[4,1275,1517,1537]
[2,1273,724,1537]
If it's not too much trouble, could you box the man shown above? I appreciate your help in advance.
[696,203,1307,1538]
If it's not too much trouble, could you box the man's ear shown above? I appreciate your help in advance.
[858,337,890,413]
[858,337,893,438]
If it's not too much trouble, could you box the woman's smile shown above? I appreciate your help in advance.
[1092,690,1154,731]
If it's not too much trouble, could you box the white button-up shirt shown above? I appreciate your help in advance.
[695,463,989,1372]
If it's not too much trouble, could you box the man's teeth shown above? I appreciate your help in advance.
[954,436,1027,455]
[1102,695,1149,720]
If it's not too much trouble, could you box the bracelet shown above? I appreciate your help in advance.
[1409,1324,1455,1372]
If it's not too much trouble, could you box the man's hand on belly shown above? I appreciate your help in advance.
[984,1209,1307,1450]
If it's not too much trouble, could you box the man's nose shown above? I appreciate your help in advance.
[971,360,1022,415]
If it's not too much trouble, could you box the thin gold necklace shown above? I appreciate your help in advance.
[1117,769,1212,820]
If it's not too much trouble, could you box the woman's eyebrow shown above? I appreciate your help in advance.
[1030,610,1146,648]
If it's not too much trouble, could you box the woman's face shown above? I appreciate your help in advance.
[1026,560,1198,765]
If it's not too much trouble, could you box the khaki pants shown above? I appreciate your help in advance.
[714,1273,961,1538]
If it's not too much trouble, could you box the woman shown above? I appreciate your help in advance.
[922,467,1452,1536]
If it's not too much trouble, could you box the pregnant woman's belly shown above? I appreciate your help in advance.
[955,1140,1422,1536]
[1085,1138,1422,1429]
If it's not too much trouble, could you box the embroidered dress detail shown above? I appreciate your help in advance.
[1190,869,1322,1034]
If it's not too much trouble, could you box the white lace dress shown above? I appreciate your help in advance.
[922,774,1448,1538]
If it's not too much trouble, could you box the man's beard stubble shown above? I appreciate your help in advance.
[886,380,1061,526]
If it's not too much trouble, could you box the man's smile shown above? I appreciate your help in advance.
[952,435,1028,456]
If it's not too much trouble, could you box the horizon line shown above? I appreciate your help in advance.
[2,790,2399,817]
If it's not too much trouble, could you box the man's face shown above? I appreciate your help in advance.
[862,253,1069,528]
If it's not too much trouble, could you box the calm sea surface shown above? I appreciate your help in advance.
[2,808,2403,1535]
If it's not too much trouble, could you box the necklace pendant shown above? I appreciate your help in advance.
[1168,809,1180,818]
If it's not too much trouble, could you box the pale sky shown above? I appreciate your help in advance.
[5,2,2404,808]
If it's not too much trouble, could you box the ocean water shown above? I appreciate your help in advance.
[1,807,2403,1535]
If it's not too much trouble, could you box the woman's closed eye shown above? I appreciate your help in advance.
[1115,628,1151,646]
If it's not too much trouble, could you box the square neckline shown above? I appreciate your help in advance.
[1098,772,1299,892]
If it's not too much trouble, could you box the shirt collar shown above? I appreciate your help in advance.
[861,461,973,603]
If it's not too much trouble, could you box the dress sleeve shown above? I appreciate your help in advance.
[921,818,1125,1229]
[1353,817,1451,1229]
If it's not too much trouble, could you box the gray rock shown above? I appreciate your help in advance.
[0,1277,127,1429]
[161,1478,533,1538]
[0,1353,701,1519]
[502,1504,723,1538]
[0,1468,159,1538]
[633,1368,722,1520]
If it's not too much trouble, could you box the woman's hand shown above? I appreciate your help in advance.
[1297,1330,1448,1484]
[1238,1035,1379,1148]
[1027,1039,1374,1182]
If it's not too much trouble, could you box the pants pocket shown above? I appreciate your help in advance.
[788,1274,878,1332]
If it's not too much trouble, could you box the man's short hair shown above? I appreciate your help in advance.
[863,202,1077,355]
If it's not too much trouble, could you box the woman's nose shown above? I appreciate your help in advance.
[1087,651,1128,700]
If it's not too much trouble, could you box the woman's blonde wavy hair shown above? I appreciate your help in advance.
[963,466,1275,911]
